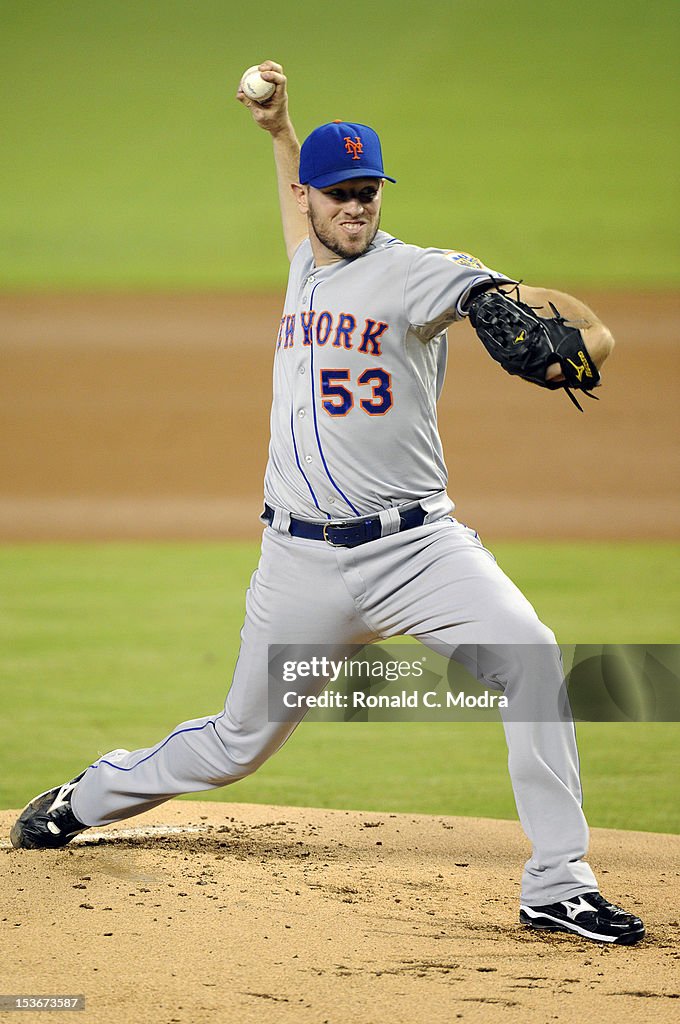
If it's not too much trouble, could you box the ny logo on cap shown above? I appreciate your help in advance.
[343,136,363,161]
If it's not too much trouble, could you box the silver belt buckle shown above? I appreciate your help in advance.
[323,520,346,544]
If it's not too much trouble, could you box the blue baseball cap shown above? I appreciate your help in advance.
[299,121,396,189]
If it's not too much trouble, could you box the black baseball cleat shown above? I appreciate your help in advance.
[10,773,89,850]
[520,891,645,945]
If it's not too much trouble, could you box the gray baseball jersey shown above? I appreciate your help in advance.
[265,232,512,520]
[63,230,599,907]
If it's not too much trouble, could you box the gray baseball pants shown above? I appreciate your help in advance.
[71,516,598,905]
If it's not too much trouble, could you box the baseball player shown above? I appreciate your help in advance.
[11,61,644,946]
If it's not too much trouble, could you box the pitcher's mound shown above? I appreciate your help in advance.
[2,802,678,1023]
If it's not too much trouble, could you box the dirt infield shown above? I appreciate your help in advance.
[2,802,678,1024]
[1,290,678,540]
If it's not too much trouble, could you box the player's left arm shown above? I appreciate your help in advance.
[466,280,614,405]
[513,284,615,379]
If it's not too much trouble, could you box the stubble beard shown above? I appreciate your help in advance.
[308,208,381,261]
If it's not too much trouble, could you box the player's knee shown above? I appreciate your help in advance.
[496,606,557,647]
[209,754,265,786]
[233,743,275,780]
[210,723,281,783]
[522,618,557,647]
[472,613,561,692]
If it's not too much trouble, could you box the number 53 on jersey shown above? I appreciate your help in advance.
[320,368,393,417]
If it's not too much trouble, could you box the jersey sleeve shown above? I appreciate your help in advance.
[403,248,514,340]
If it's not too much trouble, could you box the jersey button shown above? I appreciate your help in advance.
[298,366,305,375]
[304,455,313,464]
[298,409,306,418]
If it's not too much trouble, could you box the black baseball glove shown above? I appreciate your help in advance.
[467,287,601,410]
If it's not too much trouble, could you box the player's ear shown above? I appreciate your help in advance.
[291,183,309,214]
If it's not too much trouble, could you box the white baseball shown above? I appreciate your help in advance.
[240,65,275,103]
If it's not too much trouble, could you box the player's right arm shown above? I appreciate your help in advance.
[236,61,307,261]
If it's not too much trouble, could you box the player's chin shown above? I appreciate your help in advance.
[334,228,374,259]
[341,242,371,259]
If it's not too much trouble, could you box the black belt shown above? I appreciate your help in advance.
[263,503,427,548]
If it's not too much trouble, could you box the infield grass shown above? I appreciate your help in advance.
[2,0,679,289]
[1,540,678,832]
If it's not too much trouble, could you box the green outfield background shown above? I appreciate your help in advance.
[2,543,679,832]
[1,0,679,289]
[1,2,678,830]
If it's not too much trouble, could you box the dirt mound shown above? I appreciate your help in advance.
[2,802,678,1023]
